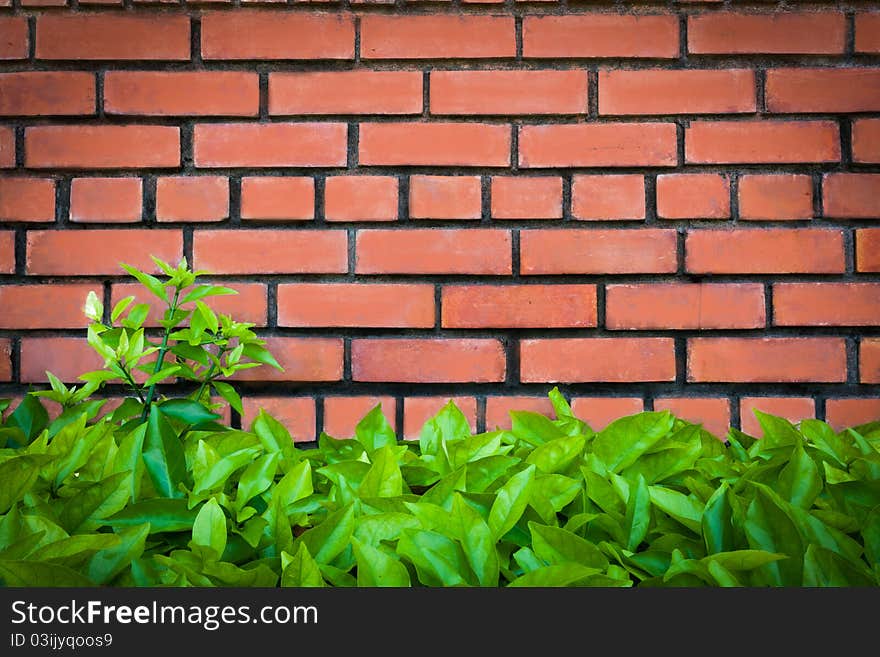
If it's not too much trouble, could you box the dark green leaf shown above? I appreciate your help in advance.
[593,411,675,473]
[0,560,94,587]
[143,408,188,498]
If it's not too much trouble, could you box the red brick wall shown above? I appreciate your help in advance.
[1,1,879,440]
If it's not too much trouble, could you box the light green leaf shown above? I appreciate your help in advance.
[507,563,602,587]
[397,528,472,587]
[294,503,355,565]
[143,409,188,499]
[525,433,586,474]
[354,404,397,452]
[104,499,198,533]
[702,483,734,554]
[624,474,651,551]
[120,263,168,303]
[593,411,675,473]
[281,544,325,587]
[86,523,150,585]
[212,381,243,416]
[529,522,608,569]
[488,464,535,541]
[359,445,404,498]
[351,537,410,587]
[191,498,227,558]
[452,493,499,587]
[59,471,132,533]
[648,485,703,534]
[777,441,822,509]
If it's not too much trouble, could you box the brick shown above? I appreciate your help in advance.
[570,398,645,431]
[431,70,588,115]
[773,283,880,327]
[0,338,10,381]
[686,228,844,274]
[356,229,511,275]
[104,72,259,116]
[0,231,13,273]
[201,12,354,60]
[0,127,13,168]
[687,338,847,383]
[523,15,679,59]
[485,396,555,431]
[685,120,840,164]
[27,229,182,275]
[269,71,422,115]
[853,119,880,163]
[653,398,731,439]
[657,173,730,219]
[766,68,880,113]
[825,399,880,431]
[241,397,316,443]
[156,176,229,223]
[688,12,845,54]
[0,283,96,329]
[20,338,103,383]
[0,17,28,60]
[740,397,816,437]
[193,230,347,274]
[520,338,676,383]
[823,174,880,219]
[232,337,343,383]
[324,176,398,222]
[353,339,505,383]
[194,123,347,168]
[519,123,677,168]
[36,14,191,60]
[860,339,880,384]
[0,178,55,222]
[70,178,142,223]
[571,175,646,221]
[359,123,510,167]
[491,177,562,220]
[599,69,756,115]
[361,15,515,59]
[277,283,434,328]
[857,229,880,271]
[0,72,95,116]
[520,229,677,275]
[323,396,396,438]
[606,283,765,330]
[409,175,481,220]
[856,13,880,53]
[240,177,314,221]
[738,174,813,221]
[404,397,477,441]
[442,284,597,329]
[26,125,180,169]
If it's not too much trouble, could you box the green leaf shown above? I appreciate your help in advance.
[754,410,802,451]
[104,499,198,533]
[704,550,788,572]
[235,452,279,514]
[510,410,566,447]
[743,487,804,586]
[120,263,168,303]
[0,455,53,514]
[195,300,219,335]
[529,474,581,524]
[351,537,411,587]
[359,445,404,498]
[0,560,95,587]
[452,493,499,587]
[182,284,238,305]
[241,343,283,371]
[647,485,703,534]
[191,498,227,558]
[83,290,103,322]
[212,381,243,416]
[158,399,220,426]
[294,503,355,565]
[529,522,608,569]
[281,544,325,587]
[624,474,651,551]
[593,411,675,473]
[419,400,472,463]
[8,395,50,443]
[354,513,420,548]
[59,471,132,533]
[30,534,121,567]
[397,528,472,587]
[111,295,135,323]
[252,410,297,462]
[702,483,735,554]
[488,464,536,541]
[507,563,602,587]
[355,404,397,452]
[803,544,875,587]
[86,523,150,585]
[863,505,880,567]
[143,408,188,498]
[777,441,823,509]
[548,386,574,419]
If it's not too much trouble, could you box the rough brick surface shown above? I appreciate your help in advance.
[69,177,142,224]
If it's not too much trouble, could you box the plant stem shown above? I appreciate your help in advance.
[195,346,226,402]
[140,288,180,421]
[119,364,146,404]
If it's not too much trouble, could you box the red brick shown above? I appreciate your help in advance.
[359,123,510,167]
[323,396,396,438]
[26,125,180,169]
[773,283,880,327]
[104,71,259,116]
[0,178,55,222]
[688,12,845,54]
[356,229,511,275]
[657,173,730,219]
[36,14,190,60]
[409,175,481,220]
[738,174,813,221]
[823,174,880,219]
[570,398,645,431]
[239,177,314,222]
[853,119,880,163]
[277,283,434,328]
[523,15,679,59]
[686,228,845,274]
[0,72,95,116]
[825,399,880,431]
[194,123,347,168]
[361,15,515,59]
[606,283,765,330]
[491,177,561,220]
[520,229,677,275]
[352,339,506,383]
[856,13,880,53]
[857,229,880,272]
[519,123,677,168]
[20,338,104,383]
[201,12,354,60]
[599,69,756,115]
[269,71,422,115]
[27,229,182,275]
[241,397,316,443]
[685,120,840,164]
[485,396,555,431]
[860,339,880,384]
[653,398,731,439]
[0,283,96,329]
[232,337,343,383]
[156,176,229,223]
[70,177,142,223]
[521,338,676,383]
[0,231,14,273]
[766,68,880,113]
[442,284,597,329]
[193,230,347,274]
[324,176,398,222]
[403,397,477,441]
[687,338,847,383]
[0,127,13,168]
[571,175,646,221]
[0,17,28,60]
[431,70,588,115]
[740,397,816,437]
[0,338,10,381]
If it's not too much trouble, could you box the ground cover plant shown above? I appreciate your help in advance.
[0,259,878,587]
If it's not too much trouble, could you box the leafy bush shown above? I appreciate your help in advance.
[0,259,878,587]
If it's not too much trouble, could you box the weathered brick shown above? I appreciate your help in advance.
[687,338,847,382]
[323,397,396,438]
[766,68,880,113]
[520,229,677,274]
[656,173,730,219]
[240,177,314,222]
[857,228,880,271]
[277,283,435,328]
[241,397,316,443]
[773,283,880,326]
[521,338,676,383]
[156,176,229,223]
[27,229,182,275]
[403,397,477,441]
[823,174,880,219]
[361,15,515,59]
[409,175,481,220]
[571,175,646,221]
[523,15,679,58]
[570,398,645,431]
[360,123,511,167]
[356,229,511,275]
[194,123,347,168]
[324,176,398,222]
[738,174,813,220]
[269,71,422,115]
[653,398,731,439]
[431,70,588,115]
[70,177,142,223]
[685,120,840,164]
[0,178,55,222]
[688,12,845,54]
[26,125,180,169]
[442,284,597,328]
[519,123,677,168]
[0,283,96,329]
[193,230,347,274]
[491,176,562,220]
[104,71,259,116]
[0,72,95,116]
[352,339,506,383]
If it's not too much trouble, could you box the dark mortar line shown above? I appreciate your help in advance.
[347,123,359,169]
[678,13,688,64]
[844,227,856,275]
[142,176,157,224]
[315,396,325,440]
[179,122,194,172]
[505,335,520,388]
[509,123,519,171]
[515,15,523,61]
[343,338,352,382]
[190,16,202,66]
[101,280,112,326]
[561,173,573,221]
[394,394,405,442]
[346,228,356,276]
[587,68,599,119]
[644,173,658,224]
[481,174,491,224]
[13,228,26,277]
[398,175,410,223]
[10,336,20,385]
[510,228,521,279]
[314,175,326,224]
[675,336,687,384]
[840,117,854,166]
[755,67,766,115]
[229,175,242,226]
[14,126,25,168]
[95,71,104,119]
[675,119,686,167]
[182,226,193,266]
[815,397,827,423]
[434,284,442,332]
[55,178,70,226]
[676,227,687,275]
[847,336,860,385]
[846,11,857,59]
[26,17,35,62]
[764,282,774,329]
[729,393,742,431]
[354,14,361,65]
[596,283,606,330]
[812,171,824,218]
[476,395,487,434]
[267,280,278,329]
[422,70,431,117]
[258,71,269,120]
[729,172,740,223]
